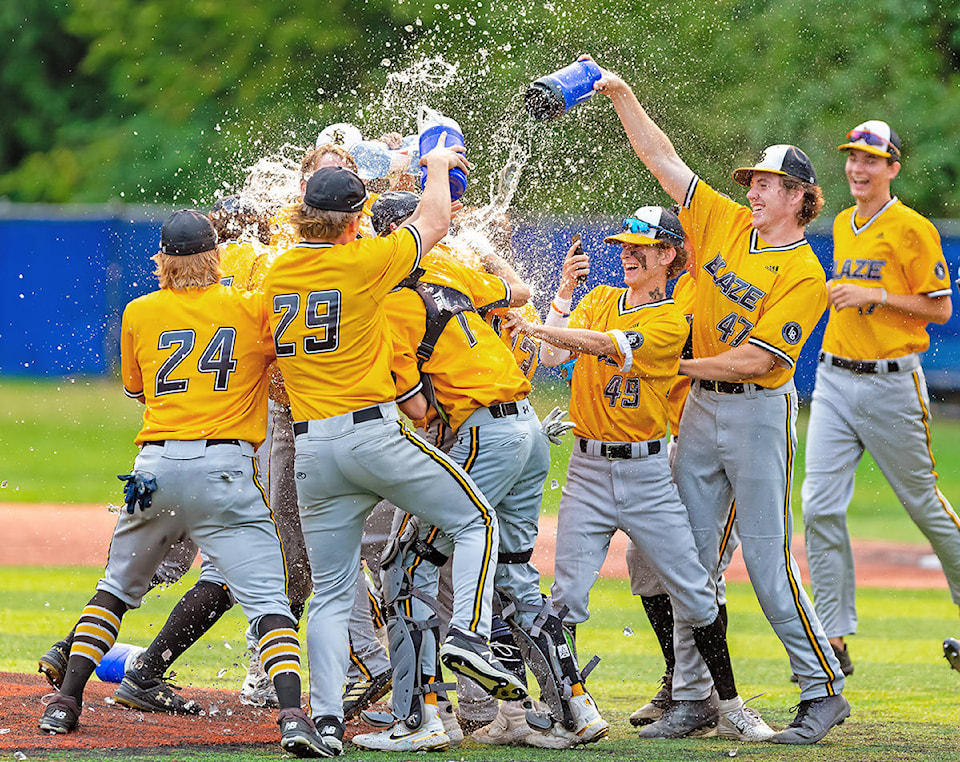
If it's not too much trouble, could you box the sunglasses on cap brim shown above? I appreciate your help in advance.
[846,129,900,157]
[622,217,683,244]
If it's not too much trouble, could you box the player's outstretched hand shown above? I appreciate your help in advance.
[420,144,469,174]
[541,406,576,445]
[578,55,629,97]
[503,309,531,340]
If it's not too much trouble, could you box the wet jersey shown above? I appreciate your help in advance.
[263,226,423,421]
[667,272,695,436]
[679,178,828,389]
[389,249,528,431]
[120,284,274,446]
[488,301,541,381]
[567,286,688,442]
[823,198,952,360]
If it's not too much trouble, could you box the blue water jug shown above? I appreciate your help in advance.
[418,106,467,201]
[95,642,146,683]
[525,59,603,121]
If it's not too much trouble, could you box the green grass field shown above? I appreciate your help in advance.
[3,569,960,761]
[3,377,960,760]
[4,376,960,543]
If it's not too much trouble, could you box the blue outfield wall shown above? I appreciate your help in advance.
[1,206,960,396]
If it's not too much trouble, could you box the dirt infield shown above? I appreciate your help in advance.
[0,502,949,588]
[0,671,377,752]
[0,502,949,752]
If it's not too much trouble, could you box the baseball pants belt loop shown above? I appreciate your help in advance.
[461,397,533,428]
[293,403,397,438]
[143,438,242,448]
[696,379,765,394]
[819,351,919,375]
[576,436,664,460]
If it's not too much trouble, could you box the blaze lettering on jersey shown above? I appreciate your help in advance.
[834,258,886,281]
[702,254,766,310]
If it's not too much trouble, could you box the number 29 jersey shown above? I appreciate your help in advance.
[568,286,688,443]
[679,178,827,389]
[120,284,274,446]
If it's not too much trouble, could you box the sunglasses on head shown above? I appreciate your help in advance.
[622,217,683,243]
[847,129,900,157]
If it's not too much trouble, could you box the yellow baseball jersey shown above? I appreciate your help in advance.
[488,302,541,381]
[667,272,695,436]
[389,249,529,431]
[679,179,828,388]
[263,227,423,421]
[567,286,688,442]
[823,198,952,359]
[269,203,300,251]
[219,238,277,292]
[120,285,274,446]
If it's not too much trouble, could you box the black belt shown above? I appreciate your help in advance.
[698,379,760,394]
[143,438,240,448]
[578,439,661,459]
[489,401,519,418]
[819,351,897,374]
[293,406,383,436]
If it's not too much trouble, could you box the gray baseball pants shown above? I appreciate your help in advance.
[672,381,844,701]
[802,358,960,638]
[295,402,499,720]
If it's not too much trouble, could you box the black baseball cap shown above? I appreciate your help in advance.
[370,191,420,235]
[303,167,367,212]
[160,209,218,256]
[733,144,818,187]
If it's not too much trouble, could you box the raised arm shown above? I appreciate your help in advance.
[587,56,695,205]
[410,145,469,251]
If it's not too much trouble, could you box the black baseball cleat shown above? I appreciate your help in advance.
[629,672,674,726]
[38,639,70,689]
[440,626,528,701]
[342,668,392,721]
[38,693,81,734]
[944,637,960,673]
[113,667,201,715]
[770,694,851,744]
[279,708,342,758]
[637,695,719,739]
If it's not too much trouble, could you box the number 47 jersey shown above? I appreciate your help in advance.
[120,284,275,447]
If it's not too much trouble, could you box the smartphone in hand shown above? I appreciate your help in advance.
[572,234,587,286]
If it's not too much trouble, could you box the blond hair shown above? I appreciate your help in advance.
[152,248,222,290]
[288,204,360,241]
[301,144,358,180]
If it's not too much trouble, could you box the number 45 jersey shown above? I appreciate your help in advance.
[568,286,688,443]
[679,179,828,389]
[120,284,275,446]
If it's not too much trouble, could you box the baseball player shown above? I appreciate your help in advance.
[584,56,849,744]
[37,210,324,758]
[262,155,524,751]
[801,120,959,672]
[350,192,605,752]
[507,205,772,742]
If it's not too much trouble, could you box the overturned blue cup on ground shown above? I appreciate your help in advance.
[525,59,603,121]
[95,642,146,683]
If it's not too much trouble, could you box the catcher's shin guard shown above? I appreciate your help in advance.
[502,596,600,731]
[380,510,453,724]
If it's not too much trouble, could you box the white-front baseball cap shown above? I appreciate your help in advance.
[733,144,818,187]
[838,120,901,160]
[316,122,363,151]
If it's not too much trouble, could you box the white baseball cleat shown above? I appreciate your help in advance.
[351,704,450,752]
[569,692,609,743]
[717,696,775,741]
[472,700,531,745]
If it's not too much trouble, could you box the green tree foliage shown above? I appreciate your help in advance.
[1,0,958,217]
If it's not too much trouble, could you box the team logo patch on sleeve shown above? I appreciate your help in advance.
[935,261,946,280]
[625,331,644,349]
[782,322,803,345]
